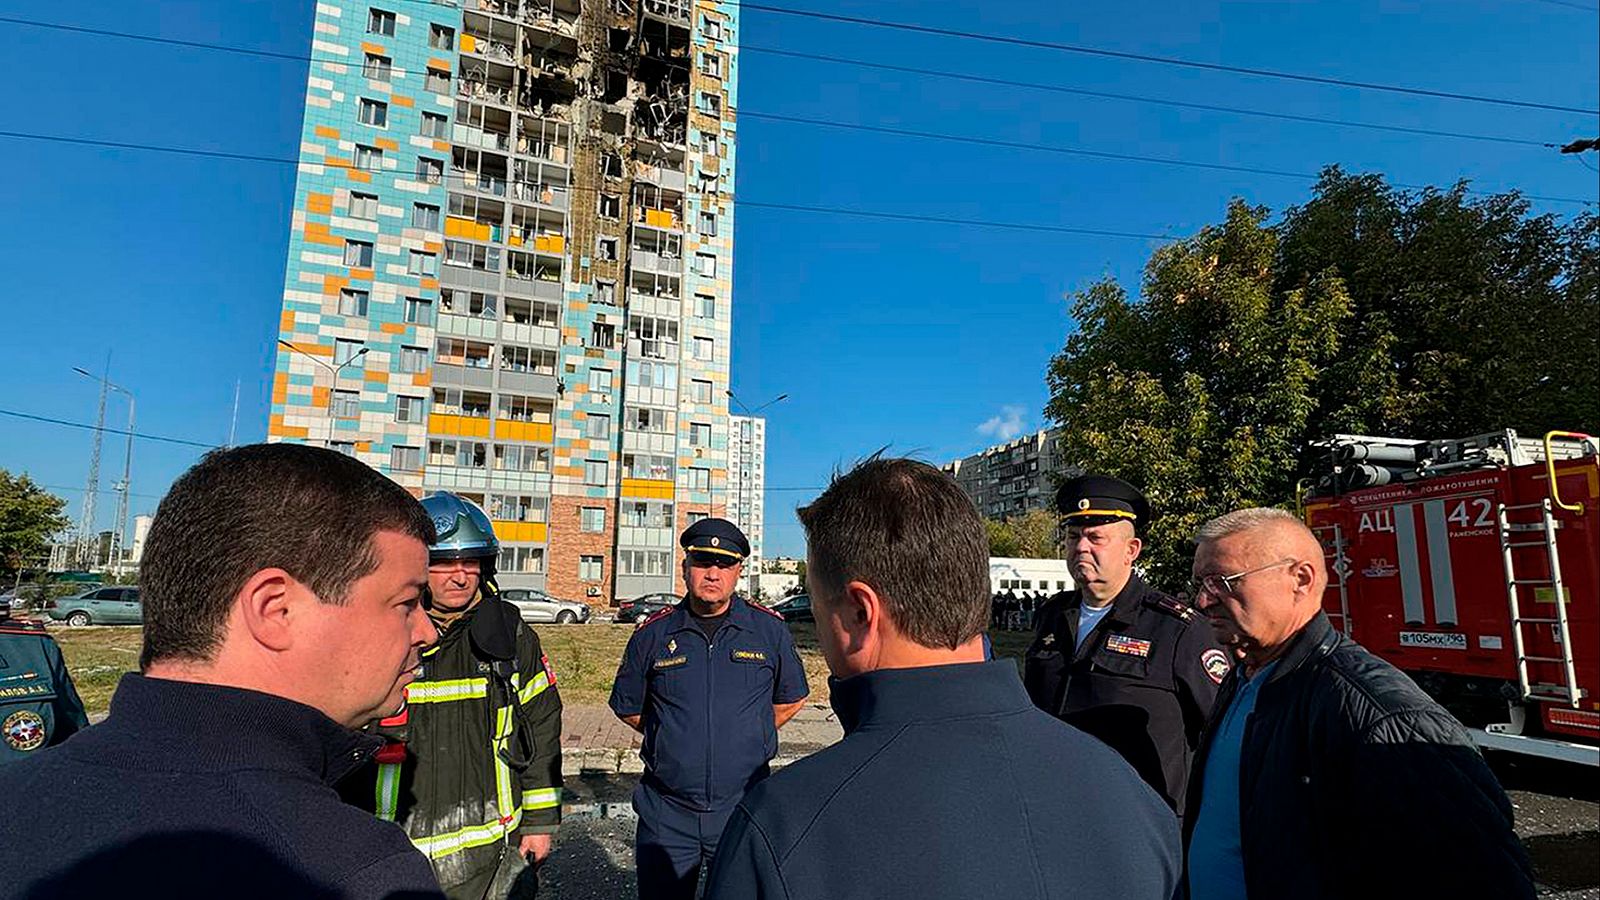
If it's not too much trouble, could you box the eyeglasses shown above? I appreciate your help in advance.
[1188,558,1298,600]
[688,553,741,570]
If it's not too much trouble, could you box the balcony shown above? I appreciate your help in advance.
[436,310,499,341]
[428,412,492,438]
[630,249,682,274]
[633,160,686,192]
[452,122,510,153]
[510,179,569,211]
[460,32,516,64]
[633,207,679,230]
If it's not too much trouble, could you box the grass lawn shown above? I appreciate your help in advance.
[51,621,1040,718]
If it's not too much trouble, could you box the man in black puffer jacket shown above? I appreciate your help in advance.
[1182,507,1533,900]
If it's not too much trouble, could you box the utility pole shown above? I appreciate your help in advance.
[74,364,134,574]
[74,354,111,570]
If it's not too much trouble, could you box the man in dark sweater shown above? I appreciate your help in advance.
[0,444,446,900]
[704,457,1180,900]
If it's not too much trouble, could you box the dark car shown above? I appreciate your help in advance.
[770,594,813,623]
[616,592,680,624]
[47,586,143,626]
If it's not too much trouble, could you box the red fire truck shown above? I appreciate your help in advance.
[1303,429,1599,766]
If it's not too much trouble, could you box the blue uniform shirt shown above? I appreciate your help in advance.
[1187,660,1279,900]
[0,621,89,763]
[610,597,809,810]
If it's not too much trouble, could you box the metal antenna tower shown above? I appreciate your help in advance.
[76,354,111,569]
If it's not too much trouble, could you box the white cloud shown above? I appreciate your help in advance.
[977,405,1027,441]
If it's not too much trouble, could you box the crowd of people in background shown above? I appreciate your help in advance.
[991,589,1049,631]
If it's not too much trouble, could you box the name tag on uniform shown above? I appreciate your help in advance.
[730,649,766,663]
[654,655,687,670]
[1105,634,1153,658]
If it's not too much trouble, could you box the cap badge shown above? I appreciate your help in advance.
[711,537,720,547]
[432,513,458,538]
[1077,499,1090,510]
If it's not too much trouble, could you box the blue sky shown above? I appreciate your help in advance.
[0,0,1594,558]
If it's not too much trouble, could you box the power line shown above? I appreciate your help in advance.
[0,129,1183,236]
[6,407,836,494]
[738,110,1592,205]
[739,45,1554,149]
[735,1,1599,116]
[1521,0,1598,11]
[5,122,1592,208]
[0,14,1570,151]
[0,408,216,449]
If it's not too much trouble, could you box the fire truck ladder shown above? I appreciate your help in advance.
[1497,497,1582,708]
[1313,523,1352,638]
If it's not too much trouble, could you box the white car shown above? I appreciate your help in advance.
[499,589,592,624]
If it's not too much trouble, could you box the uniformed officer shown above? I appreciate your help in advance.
[609,518,809,900]
[1,595,89,763]
[343,492,564,900]
[1024,474,1231,815]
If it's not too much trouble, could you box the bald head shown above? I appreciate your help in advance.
[1191,507,1327,670]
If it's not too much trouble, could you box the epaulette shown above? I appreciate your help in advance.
[749,601,785,621]
[639,607,676,628]
[0,619,50,636]
[1144,593,1198,623]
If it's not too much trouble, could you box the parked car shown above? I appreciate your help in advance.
[769,594,813,623]
[500,589,592,625]
[615,592,680,624]
[47,586,143,626]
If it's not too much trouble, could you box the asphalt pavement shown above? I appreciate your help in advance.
[536,727,1599,900]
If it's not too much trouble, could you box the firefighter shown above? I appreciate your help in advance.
[1,597,88,763]
[1023,475,1230,815]
[344,492,563,900]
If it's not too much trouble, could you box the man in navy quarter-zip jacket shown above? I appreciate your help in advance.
[704,456,1180,900]
[0,444,445,900]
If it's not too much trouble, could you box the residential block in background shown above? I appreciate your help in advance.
[268,0,741,608]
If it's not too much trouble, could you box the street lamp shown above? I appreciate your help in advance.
[72,367,134,575]
[277,339,369,446]
[725,391,787,598]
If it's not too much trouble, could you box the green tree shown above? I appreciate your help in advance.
[0,470,69,578]
[1046,200,1352,587]
[1044,172,1598,588]
[984,509,1063,559]
[986,518,1021,557]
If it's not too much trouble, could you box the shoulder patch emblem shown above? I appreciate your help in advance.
[3,709,46,752]
[1202,648,1231,684]
[1105,633,1153,658]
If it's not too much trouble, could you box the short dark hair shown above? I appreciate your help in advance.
[138,443,435,668]
[797,456,990,649]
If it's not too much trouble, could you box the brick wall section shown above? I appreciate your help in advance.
[548,495,616,608]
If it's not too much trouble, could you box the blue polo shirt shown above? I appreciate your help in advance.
[610,597,809,811]
[1188,660,1278,900]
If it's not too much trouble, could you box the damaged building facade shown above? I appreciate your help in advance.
[943,429,1075,520]
[268,0,741,608]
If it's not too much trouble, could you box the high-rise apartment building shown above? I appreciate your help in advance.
[269,0,740,609]
[943,428,1075,520]
[726,413,764,590]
